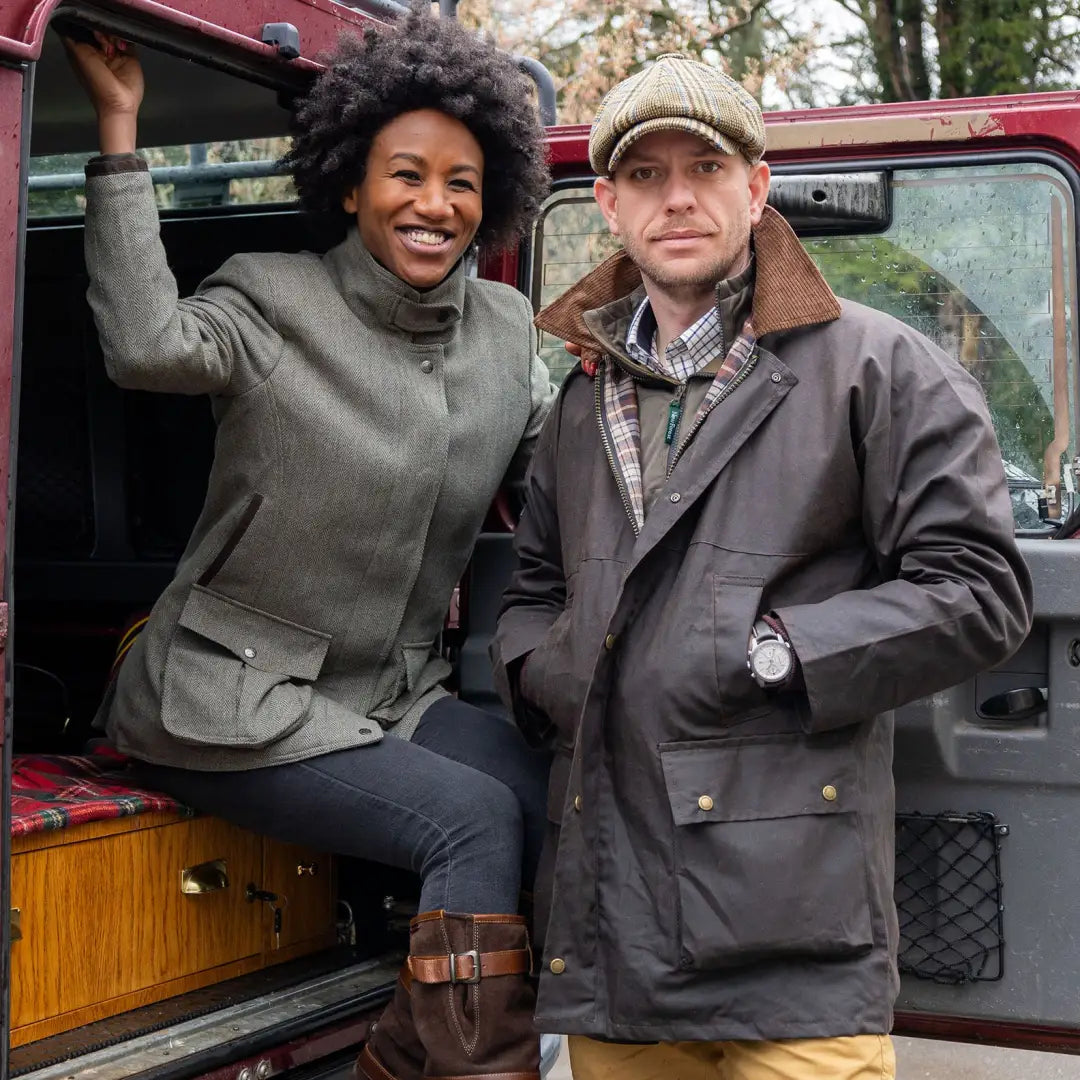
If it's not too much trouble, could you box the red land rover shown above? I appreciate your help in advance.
[2,2,1080,1078]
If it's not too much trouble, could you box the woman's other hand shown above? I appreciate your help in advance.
[62,31,143,154]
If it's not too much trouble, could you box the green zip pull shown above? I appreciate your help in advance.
[664,399,681,445]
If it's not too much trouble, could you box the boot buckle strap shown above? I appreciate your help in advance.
[448,949,482,984]
[408,947,531,984]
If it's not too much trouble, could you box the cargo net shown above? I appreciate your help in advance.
[894,811,1005,985]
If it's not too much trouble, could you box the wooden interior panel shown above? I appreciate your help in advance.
[259,838,337,953]
[10,817,263,1027]
[11,811,190,854]
[9,956,265,1048]
[9,814,339,1046]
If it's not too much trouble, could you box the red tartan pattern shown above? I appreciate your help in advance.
[12,745,191,837]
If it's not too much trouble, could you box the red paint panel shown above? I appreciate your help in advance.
[544,95,1080,176]
[478,246,520,289]
[895,1011,1080,1056]
[192,1013,375,1080]
[0,64,22,591]
[0,0,380,64]
[0,63,21,754]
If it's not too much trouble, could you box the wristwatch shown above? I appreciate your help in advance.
[747,617,795,689]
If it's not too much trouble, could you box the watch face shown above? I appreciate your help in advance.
[751,639,792,683]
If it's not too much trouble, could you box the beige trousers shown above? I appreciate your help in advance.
[567,1033,896,1080]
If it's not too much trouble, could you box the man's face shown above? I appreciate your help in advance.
[594,130,770,300]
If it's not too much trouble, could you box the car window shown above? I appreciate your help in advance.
[531,163,1078,532]
[27,138,295,218]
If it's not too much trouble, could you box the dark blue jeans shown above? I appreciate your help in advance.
[139,697,550,914]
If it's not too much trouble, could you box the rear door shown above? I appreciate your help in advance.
[486,98,1080,1051]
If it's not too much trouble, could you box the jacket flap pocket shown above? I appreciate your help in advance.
[661,734,857,826]
[178,585,331,681]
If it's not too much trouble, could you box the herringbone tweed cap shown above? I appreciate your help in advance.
[589,53,765,176]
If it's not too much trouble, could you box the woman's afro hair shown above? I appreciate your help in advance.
[283,2,550,249]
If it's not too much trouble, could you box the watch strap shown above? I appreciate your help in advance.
[760,612,790,643]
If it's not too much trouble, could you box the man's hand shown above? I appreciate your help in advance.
[62,31,144,154]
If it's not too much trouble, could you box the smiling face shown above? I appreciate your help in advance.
[343,109,484,290]
[594,129,770,304]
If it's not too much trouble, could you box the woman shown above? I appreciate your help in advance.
[64,7,553,1079]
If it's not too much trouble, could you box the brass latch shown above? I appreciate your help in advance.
[10,908,20,942]
[180,859,229,895]
[296,862,318,877]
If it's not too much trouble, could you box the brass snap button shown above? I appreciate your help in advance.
[549,957,566,974]
[771,372,783,383]
[822,785,838,802]
[604,633,617,650]
[573,795,583,812]
[243,647,257,660]
[669,492,682,503]
[698,795,714,812]
[420,359,434,373]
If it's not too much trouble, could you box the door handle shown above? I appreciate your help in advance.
[180,859,229,895]
[978,687,1047,723]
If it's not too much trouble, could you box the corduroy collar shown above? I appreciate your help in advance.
[534,205,841,370]
[323,226,467,336]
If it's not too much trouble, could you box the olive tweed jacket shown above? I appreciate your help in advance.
[86,169,553,770]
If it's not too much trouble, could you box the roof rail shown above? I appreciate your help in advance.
[28,160,282,193]
[516,55,557,126]
[340,0,459,15]
[335,0,410,19]
[337,1,557,124]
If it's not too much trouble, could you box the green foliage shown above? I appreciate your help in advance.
[835,0,1080,103]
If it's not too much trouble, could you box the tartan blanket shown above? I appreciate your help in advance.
[12,745,191,837]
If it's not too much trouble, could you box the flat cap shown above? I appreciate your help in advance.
[589,53,765,176]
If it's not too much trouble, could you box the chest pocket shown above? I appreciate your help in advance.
[161,585,331,749]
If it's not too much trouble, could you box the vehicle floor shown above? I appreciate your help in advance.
[10,945,394,1078]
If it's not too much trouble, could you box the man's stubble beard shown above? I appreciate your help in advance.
[620,213,752,304]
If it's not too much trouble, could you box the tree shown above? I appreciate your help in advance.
[460,0,816,122]
[825,0,1080,102]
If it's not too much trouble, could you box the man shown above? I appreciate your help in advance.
[492,54,1033,1080]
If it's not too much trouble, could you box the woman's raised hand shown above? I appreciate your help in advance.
[62,31,143,154]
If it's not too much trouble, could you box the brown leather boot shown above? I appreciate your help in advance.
[408,909,540,1079]
[354,965,425,1080]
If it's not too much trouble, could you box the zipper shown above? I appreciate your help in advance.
[595,369,641,536]
[668,349,760,476]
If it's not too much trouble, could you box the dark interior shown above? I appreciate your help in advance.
[31,16,293,156]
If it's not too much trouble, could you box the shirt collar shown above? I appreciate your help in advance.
[625,256,756,380]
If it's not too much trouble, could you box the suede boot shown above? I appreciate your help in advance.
[355,965,425,1080]
[408,909,540,1079]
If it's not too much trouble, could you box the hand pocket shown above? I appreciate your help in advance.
[661,733,874,970]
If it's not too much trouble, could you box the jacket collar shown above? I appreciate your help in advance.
[535,205,842,369]
[323,226,467,336]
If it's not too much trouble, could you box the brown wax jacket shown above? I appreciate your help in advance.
[492,206,1032,1041]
